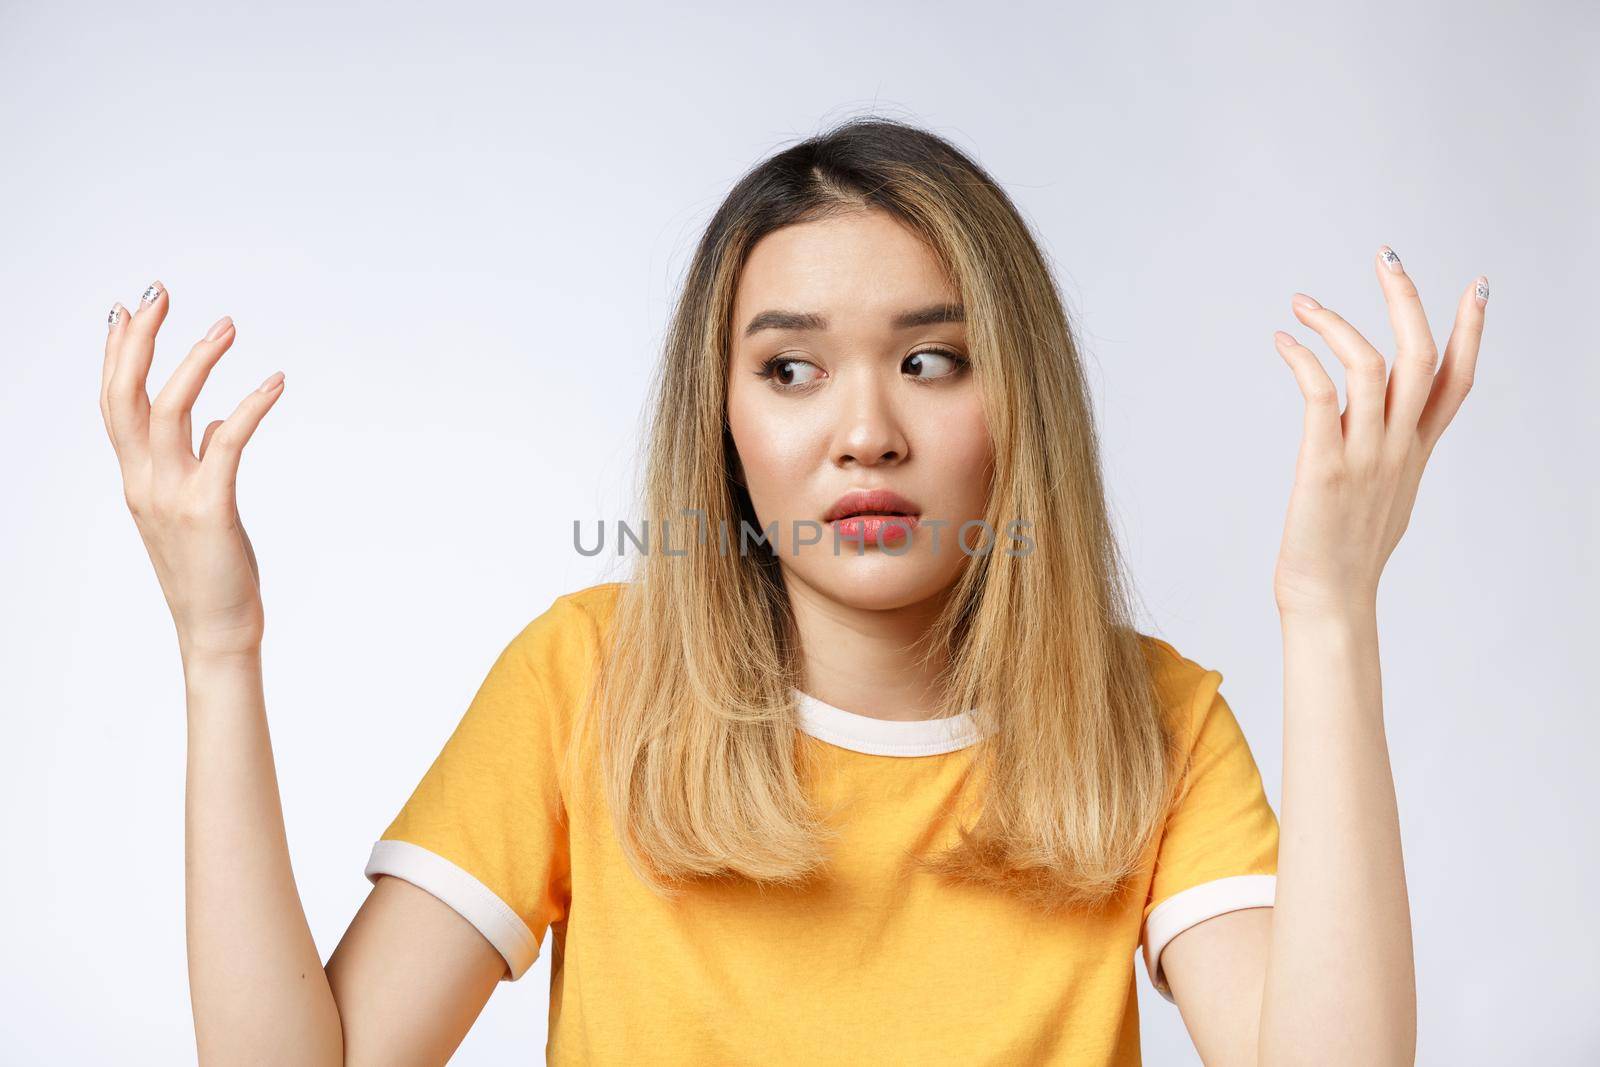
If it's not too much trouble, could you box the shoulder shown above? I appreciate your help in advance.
[552,579,629,623]
[533,580,628,640]
[449,582,629,760]
[501,581,628,698]
[1134,631,1228,753]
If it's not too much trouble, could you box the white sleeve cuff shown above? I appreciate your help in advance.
[364,839,541,982]
[1141,873,1277,1002]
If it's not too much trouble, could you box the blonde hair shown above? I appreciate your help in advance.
[564,116,1182,913]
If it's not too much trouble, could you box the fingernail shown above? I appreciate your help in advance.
[107,303,123,328]
[140,280,164,305]
[204,315,233,341]
[257,371,285,393]
[1292,292,1321,312]
[1474,276,1490,307]
[1379,246,1403,274]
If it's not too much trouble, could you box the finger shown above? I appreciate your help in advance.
[107,279,169,462]
[197,419,225,462]
[150,315,236,472]
[1374,245,1440,448]
[101,302,130,446]
[198,372,286,499]
[1274,331,1343,462]
[1417,276,1488,451]
[1290,293,1387,461]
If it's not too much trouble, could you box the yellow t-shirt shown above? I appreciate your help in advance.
[365,581,1279,1065]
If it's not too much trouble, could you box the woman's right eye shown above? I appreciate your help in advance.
[755,356,824,391]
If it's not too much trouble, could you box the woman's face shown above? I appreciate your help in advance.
[726,208,994,611]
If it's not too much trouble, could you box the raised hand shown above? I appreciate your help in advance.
[100,281,286,659]
[1270,247,1487,619]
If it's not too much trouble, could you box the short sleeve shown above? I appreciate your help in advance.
[1139,663,1279,1001]
[363,608,577,982]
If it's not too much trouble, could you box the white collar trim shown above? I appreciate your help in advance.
[791,687,985,757]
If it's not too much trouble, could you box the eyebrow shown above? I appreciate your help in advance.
[741,302,965,338]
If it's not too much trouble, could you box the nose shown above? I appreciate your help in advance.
[832,371,908,468]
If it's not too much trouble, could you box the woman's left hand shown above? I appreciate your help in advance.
[1271,246,1487,619]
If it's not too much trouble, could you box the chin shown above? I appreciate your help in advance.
[793,552,961,612]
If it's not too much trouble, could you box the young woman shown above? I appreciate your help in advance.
[99,118,1485,1065]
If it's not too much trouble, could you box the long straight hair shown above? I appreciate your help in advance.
[563,116,1182,913]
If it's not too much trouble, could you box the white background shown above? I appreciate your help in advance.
[2,1,1595,1062]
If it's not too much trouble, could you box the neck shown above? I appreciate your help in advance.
[785,574,953,722]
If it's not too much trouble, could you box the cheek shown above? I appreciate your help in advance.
[923,396,994,496]
[726,387,822,509]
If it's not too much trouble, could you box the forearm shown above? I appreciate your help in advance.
[183,649,343,1065]
[1257,610,1416,1065]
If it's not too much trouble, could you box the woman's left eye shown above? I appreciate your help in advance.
[903,347,970,380]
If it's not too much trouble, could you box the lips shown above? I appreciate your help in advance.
[823,488,922,523]
[823,488,922,547]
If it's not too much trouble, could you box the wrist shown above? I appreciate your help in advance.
[180,642,263,678]
[1278,606,1379,645]
[1275,585,1379,626]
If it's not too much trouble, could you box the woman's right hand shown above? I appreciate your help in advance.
[100,281,286,661]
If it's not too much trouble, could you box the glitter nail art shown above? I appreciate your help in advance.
[1475,279,1490,304]
[107,305,121,327]
[140,282,163,305]
[1380,248,1402,273]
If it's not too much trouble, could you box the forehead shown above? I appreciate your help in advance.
[732,210,958,327]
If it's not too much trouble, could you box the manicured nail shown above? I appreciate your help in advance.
[140,280,164,305]
[1379,246,1403,274]
[1274,330,1297,346]
[1291,292,1322,312]
[204,315,233,341]
[107,303,123,328]
[257,371,285,393]
[1474,276,1490,307]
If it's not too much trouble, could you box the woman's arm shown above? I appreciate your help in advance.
[182,649,345,1062]
[102,283,507,1064]
[183,645,510,1065]
[102,282,345,1061]
[1261,608,1412,1063]
[1162,247,1485,1065]
[1257,247,1484,1063]
[1162,615,1408,1066]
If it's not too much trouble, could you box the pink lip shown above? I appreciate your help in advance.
[823,488,922,549]
[823,488,922,524]
[830,513,919,546]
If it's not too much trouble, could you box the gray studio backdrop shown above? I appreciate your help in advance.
[2,1,1594,1063]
